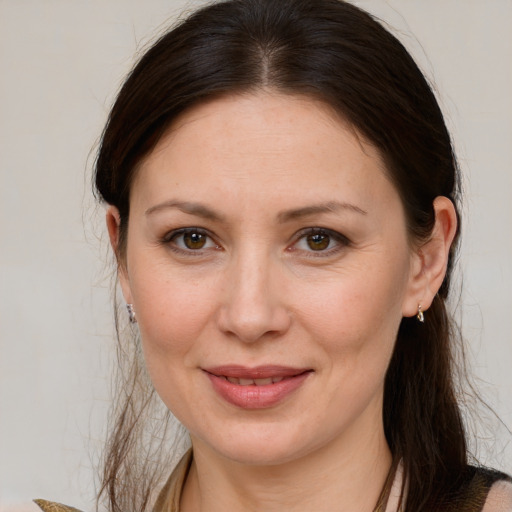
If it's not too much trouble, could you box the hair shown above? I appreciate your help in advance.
[94,0,468,510]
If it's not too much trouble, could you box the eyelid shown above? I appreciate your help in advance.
[162,227,221,254]
[160,226,350,257]
[290,227,351,255]
[163,226,209,242]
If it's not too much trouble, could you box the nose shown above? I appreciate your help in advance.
[216,250,292,343]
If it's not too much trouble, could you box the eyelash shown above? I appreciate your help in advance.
[162,227,220,256]
[161,227,350,257]
[290,227,351,257]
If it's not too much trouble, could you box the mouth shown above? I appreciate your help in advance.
[203,366,313,409]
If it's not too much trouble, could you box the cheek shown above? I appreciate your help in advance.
[130,269,221,418]
[301,270,404,407]
[295,262,407,343]
[129,260,219,364]
[290,256,410,398]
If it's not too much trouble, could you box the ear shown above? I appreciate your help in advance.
[402,196,458,317]
[106,206,133,304]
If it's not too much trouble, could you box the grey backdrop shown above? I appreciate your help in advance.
[1,0,511,509]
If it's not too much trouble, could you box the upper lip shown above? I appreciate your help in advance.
[203,365,312,379]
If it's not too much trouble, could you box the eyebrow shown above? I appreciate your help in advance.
[145,200,224,221]
[145,199,367,222]
[277,201,367,222]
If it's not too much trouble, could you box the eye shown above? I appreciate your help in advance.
[182,231,208,250]
[305,232,331,251]
[164,228,219,252]
[292,228,349,255]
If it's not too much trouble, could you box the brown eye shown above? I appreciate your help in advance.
[166,228,217,252]
[183,231,207,249]
[292,228,350,256]
[306,233,330,251]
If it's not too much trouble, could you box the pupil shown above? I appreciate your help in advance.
[307,233,329,250]
[184,232,206,249]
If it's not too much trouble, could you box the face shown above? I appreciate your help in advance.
[115,92,421,465]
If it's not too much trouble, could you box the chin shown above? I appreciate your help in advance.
[196,422,322,467]
[220,443,307,467]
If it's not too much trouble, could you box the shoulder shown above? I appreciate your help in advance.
[463,466,512,512]
[482,478,512,512]
[32,500,84,512]
[440,466,512,511]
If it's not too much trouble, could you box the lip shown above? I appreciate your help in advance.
[203,365,313,409]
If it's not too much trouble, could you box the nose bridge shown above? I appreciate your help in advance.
[218,243,290,342]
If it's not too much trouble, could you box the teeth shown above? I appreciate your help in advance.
[222,376,285,385]
[221,375,294,385]
[254,378,273,386]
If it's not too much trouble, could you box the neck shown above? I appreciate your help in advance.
[181,408,392,512]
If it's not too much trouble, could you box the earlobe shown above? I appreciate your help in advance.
[403,196,458,318]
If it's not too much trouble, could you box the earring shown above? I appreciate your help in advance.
[126,303,137,324]
[417,304,425,323]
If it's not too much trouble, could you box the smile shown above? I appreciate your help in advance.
[203,366,313,409]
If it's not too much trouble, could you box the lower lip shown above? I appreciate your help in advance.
[205,371,311,409]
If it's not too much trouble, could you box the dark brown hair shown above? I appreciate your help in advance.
[95,1,467,510]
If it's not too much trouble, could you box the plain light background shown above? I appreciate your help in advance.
[1,0,511,509]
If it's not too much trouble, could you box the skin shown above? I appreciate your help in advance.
[107,92,457,511]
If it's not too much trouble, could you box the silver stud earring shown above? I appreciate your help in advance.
[126,303,137,324]
[417,304,425,323]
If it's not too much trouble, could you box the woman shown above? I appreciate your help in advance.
[35,0,512,510]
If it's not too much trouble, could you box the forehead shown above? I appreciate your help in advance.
[132,92,398,214]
